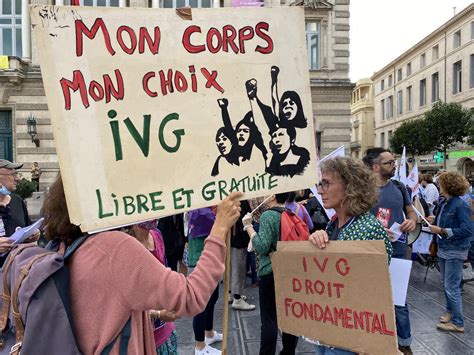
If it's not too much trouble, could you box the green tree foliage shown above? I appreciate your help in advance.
[15,178,37,200]
[424,101,472,168]
[390,119,431,157]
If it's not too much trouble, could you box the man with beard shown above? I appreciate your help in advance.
[363,148,417,355]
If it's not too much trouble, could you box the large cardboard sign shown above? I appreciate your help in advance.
[272,241,398,355]
[30,6,317,232]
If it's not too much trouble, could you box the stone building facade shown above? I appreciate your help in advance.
[371,3,474,176]
[350,78,374,159]
[0,0,351,189]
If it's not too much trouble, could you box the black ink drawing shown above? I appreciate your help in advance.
[212,66,310,178]
[33,6,81,38]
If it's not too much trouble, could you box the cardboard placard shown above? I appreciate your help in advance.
[272,241,398,355]
[30,5,317,232]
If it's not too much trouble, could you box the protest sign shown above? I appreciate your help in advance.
[30,5,317,232]
[272,241,398,355]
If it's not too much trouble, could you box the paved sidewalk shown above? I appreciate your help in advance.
[174,262,474,355]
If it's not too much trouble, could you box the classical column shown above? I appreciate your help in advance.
[213,0,220,8]
[151,0,159,7]
[120,0,127,7]
[21,0,31,61]
[321,20,328,70]
[55,0,64,4]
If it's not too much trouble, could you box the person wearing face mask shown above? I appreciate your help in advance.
[0,159,34,265]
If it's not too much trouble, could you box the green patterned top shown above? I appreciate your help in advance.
[335,212,393,262]
[252,209,281,277]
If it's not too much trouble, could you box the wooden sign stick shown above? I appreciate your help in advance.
[221,230,231,355]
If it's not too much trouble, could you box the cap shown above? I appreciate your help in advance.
[0,159,23,169]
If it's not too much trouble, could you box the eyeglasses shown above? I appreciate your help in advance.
[316,180,332,192]
[0,171,19,177]
[380,160,395,166]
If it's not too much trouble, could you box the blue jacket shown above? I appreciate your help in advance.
[436,196,473,251]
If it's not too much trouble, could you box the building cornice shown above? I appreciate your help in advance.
[371,3,474,80]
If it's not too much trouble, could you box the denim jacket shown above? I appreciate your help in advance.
[436,196,473,251]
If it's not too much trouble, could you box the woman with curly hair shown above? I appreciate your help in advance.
[309,157,392,355]
[427,172,473,333]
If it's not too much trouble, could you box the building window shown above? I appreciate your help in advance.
[0,111,13,161]
[470,54,474,88]
[397,68,402,82]
[305,22,320,70]
[397,90,403,115]
[453,60,462,94]
[431,72,439,102]
[420,53,426,68]
[406,86,412,111]
[453,30,461,48]
[407,62,412,76]
[432,45,439,60]
[381,79,385,91]
[388,130,392,146]
[0,0,22,57]
[471,21,474,39]
[420,79,426,106]
[386,95,393,119]
[388,74,393,87]
[381,99,385,120]
[380,132,385,148]
[65,0,120,5]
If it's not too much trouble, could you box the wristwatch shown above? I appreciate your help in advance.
[440,228,448,237]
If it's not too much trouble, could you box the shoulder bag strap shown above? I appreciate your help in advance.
[101,317,132,355]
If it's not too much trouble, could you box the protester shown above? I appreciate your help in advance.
[247,197,269,287]
[158,214,186,272]
[30,161,42,192]
[187,207,224,355]
[42,174,242,354]
[427,172,472,333]
[230,200,256,311]
[284,191,313,232]
[125,221,179,354]
[363,148,417,355]
[421,174,439,215]
[242,192,299,355]
[0,159,36,266]
[309,156,392,355]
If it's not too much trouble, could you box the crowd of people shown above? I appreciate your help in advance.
[0,148,472,355]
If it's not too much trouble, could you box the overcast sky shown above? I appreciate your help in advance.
[349,0,473,82]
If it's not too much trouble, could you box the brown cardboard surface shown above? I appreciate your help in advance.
[272,240,398,355]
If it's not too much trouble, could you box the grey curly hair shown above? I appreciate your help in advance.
[320,157,379,216]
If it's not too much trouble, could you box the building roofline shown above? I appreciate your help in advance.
[371,3,474,80]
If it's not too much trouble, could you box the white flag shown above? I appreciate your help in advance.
[310,146,345,220]
[391,159,399,181]
[406,163,419,195]
[399,146,408,185]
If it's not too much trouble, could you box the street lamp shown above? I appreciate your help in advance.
[27,113,40,147]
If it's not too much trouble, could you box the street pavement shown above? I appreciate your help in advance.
[174,261,474,355]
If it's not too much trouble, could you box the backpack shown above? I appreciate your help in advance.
[391,179,411,215]
[0,236,131,355]
[270,207,310,242]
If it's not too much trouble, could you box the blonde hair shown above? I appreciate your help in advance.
[320,157,379,215]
